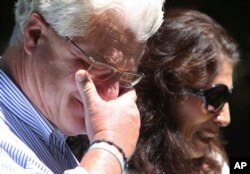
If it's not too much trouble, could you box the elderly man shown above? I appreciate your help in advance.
[0,0,164,173]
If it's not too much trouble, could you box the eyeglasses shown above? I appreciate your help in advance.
[187,84,233,113]
[67,37,144,88]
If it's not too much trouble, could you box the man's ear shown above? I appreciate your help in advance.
[23,13,49,55]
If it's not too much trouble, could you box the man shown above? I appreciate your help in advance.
[0,0,164,173]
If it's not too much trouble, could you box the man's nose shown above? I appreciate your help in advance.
[213,103,231,127]
[95,77,120,101]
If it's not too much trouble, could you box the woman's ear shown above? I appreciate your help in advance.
[23,13,49,55]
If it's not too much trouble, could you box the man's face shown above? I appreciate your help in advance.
[31,17,145,135]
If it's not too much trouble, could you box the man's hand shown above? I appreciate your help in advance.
[75,69,140,159]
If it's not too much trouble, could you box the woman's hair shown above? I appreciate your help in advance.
[129,8,239,174]
[10,0,165,45]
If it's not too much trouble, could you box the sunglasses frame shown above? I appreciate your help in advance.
[187,84,233,113]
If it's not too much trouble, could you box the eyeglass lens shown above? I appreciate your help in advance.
[87,62,116,81]
[68,38,143,88]
[87,62,141,88]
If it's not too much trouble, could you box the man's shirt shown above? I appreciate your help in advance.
[0,70,79,173]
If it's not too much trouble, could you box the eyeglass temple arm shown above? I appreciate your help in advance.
[66,36,95,63]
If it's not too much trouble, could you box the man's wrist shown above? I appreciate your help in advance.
[80,147,122,174]
[89,139,128,170]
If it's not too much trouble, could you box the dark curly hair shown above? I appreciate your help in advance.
[128,8,239,174]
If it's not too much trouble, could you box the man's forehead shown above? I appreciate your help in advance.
[87,12,143,49]
[83,13,146,71]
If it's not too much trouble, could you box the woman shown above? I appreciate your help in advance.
[128,9,239,174]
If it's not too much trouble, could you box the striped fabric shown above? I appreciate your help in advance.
[0,70,79,173]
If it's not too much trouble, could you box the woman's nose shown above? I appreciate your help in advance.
[213,103,231,127]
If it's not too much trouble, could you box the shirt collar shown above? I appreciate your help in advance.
[0,69,66,145]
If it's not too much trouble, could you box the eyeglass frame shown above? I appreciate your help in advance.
[186,84,233,113]
[66,37,144,88]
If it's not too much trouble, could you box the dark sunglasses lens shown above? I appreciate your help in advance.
[205,85,230,112]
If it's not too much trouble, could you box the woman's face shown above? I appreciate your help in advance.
[176,60,233,158]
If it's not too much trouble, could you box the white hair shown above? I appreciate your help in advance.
[10,0,165,45]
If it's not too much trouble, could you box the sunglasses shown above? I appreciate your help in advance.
[187,84,233,113]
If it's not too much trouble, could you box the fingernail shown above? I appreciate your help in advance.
[76,73,85,82]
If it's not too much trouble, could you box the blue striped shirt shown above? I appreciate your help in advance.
[0,70,80,173]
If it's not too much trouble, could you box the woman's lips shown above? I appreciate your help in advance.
[196,129,218,144]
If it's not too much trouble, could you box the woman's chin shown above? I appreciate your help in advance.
[190,136,211,158]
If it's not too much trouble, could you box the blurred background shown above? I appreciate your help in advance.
[1,0,249,158]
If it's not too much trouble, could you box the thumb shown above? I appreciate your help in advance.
[119,88,137,102]
[75,70,101,106]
